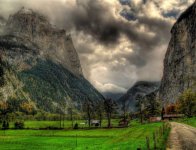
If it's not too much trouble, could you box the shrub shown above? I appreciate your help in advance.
[2,120,9,129]
[73,123,78,129]
[14,121,24,129]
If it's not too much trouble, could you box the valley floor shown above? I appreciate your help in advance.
[0,121,167,150]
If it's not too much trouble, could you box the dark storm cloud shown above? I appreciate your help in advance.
[63,0,121,45]
[162,9,180,18]
[59,0,169,52]
[119,0,131,5]
[120,8,137,21]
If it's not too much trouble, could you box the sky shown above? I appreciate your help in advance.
[0,0,194,94]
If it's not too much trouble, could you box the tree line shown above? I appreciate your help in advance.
[0,89,195,129]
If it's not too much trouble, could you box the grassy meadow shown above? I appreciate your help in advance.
[0,119,121,129]
[0,120,168,150]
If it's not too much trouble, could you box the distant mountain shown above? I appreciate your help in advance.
[0,7,104,112]
[103,92,124,101]
[159,2,196,103]
[118,81,160,112]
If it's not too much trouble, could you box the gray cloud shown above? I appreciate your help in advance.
[0,0,194,93]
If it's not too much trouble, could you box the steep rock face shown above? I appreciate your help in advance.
[0,16,6,35]
[0,8,104,112]
[5,7,82,76]
[118,81,160,111]
[159,2,196,103]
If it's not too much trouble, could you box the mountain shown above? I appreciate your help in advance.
[103,92,124,101]
[0,7,104,112]
[117,81,160,112]
[159,2,196,103]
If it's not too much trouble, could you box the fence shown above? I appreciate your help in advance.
[137,122,171,150]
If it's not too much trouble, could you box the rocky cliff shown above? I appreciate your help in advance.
[159,2,196,103]
[5,7,82,76]
[0,8,104,112]
[0,16,6,35]
[118,81,160,111]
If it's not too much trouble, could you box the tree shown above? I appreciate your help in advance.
[135,95,145,124]
[68,107,74,128]
[104,98,117,128]
[144,92,161,118]
[60,101,66,128]
[2,120,9,129]
[95,101,104,127]
[122,100,129,121]
[20,101,36,115]
[176,89,196,117]
[0,101,9,124]
[161,107,165,120]
[56,104,64,128]
[66,96,75,128]
[83,99,94,128]
[7,98,21,113]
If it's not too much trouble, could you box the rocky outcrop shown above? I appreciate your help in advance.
[0,8,104,112]
[159,2,196,103]
[118,81,160,111]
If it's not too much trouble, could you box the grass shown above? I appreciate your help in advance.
[158,123,171,150]
[175,117,196,127]
[0,121,168,150]
[2,119,121,129]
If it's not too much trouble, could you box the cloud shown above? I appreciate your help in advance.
[94,81,127,93]
[0,0,194,93]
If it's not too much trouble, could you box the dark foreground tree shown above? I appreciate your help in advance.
[104,98,117,128]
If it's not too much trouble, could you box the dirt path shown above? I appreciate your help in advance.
[167,122,196,150]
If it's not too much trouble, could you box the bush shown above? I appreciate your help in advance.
[176,89,196,117]
[95,123,99,127]
[2,120,9,129]
[14,121,24,129]
[73,123,78,129]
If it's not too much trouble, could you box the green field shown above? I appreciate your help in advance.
[1,119,121,129]
[0,121,168,150]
